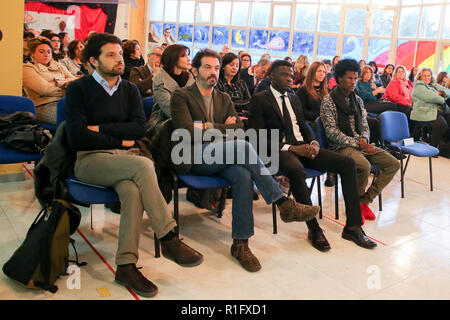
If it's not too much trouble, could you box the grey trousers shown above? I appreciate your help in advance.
[74,148,177,266]
[338,146,400,204]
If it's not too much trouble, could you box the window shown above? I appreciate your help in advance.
[149,0,164,21]
[196,3,211,23]
[178,24,194,45]
[370,10,394,37]
[399,7,420,38]
[368,38,391,68]
[292,32,314,59]
[345,9,366,35]
[179,1,195,23]
[268,30,290,57]
[249,29,269,54]
[214,2,231,26]
[420,6,440,39]
[231,2,249,27]
[317,36,338,60]
[194,25,209,47]
[212,26,229,49]
[318,5,341,33]
[273,5,291,29]
[294,4,317,31]
[342,36,364,60]
[251,2,271,28]
[164,0,178,22]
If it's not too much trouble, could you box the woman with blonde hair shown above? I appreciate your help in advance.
[23,36,76,124]
[292,55,309,89]
[411,67,450,148]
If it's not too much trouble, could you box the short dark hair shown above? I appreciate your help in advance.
[23,31,34,40]
[322,59,331,66]
[368,61,378,73]
[334,59,360,81]
[191,49,222,69]
[269,59,293,76]
[219,52,241,82]
[81,33,122,63]
[122,40,139,58]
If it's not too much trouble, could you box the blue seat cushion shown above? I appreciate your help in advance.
[65,177,119,204]
[0,144,43,164]
[39,122,57,131]
[177,174,232,189]
[391,142,439,157]
[304,168,325,179]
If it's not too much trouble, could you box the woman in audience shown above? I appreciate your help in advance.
[411,68,450,148]
[122,40,145,80]
[48,33,65,61]
[383,65,414,118]
[436,71,448,87]
[23,37,76,124]
[149,44,195,134]
[60,40,85,77]
[292,55,309,89]
[322,59,332,83]
[368,61,383,87]
[381,63,394,88]
[359,59,366,70]
[331,55,340,75]
[409,66,418,83]
[241,53,252,69]
[216,53,251,117]
[59,32,70,53]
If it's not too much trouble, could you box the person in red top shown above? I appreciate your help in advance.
[382,65,414,118]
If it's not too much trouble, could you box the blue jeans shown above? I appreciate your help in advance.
[189,140,284,239]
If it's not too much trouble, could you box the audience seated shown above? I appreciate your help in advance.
[249,60,376,249]
[411,68,450,148]
[383,65,414,118]
[216,52,252,118]
[148,44,195,135]
[122,40,145,80]
[436,71,448,87]
[59,32,70,53]
[239,58,271,95]
[409,66,418,83]
[60,40,86,77]
[320,59,400,221]
[46,33,66,61]
[170,49,320,272]
[292,55,309,89]
[23,36,76,124]
[322,59,332,83]
[368,61,383,87]
[381,64,394,88]
[65,33,203,298]
[23,31,34,63]
[240,52,252,69]
[129,46,163,97]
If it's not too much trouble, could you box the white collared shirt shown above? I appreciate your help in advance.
[270,85,304,151]
[92,70,122,96]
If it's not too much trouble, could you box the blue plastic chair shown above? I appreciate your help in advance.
[0,95,44,164]
[380,111,439,198]
[142,96,154,121]
[315,117,382,219]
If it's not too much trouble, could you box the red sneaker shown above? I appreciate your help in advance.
[362,204,376,220]
[359,204,366,225]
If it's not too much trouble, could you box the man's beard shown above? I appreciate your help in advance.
[199,74,217,88]
[97,62,124,76]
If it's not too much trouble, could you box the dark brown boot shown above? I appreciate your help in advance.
[161,237,203,267]
[278,198,319,222]
[115,264,158,298]
[231,240,261,272]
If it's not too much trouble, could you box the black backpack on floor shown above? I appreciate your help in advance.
[2,199,85,293]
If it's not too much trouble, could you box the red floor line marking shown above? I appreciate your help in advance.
[22,163,34,178]
[402,176,450,194]
[76,229,140,300]
[322,215,388,246]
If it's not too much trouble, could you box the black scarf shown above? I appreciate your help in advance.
[329,86,362,137]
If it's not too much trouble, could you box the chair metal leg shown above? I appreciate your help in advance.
[154,234,160,258]
[429,157,433,191]
[334,175,339,220]
[317,177,323,219]
[173,176,179,237]
[216,187,227,218]
[378,192,382,211]
[272,203,277,234]
[400,157,405,198]
[90,206,93,230]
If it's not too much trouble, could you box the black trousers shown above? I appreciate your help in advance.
[279,148,363,229]
[365,101,398,114]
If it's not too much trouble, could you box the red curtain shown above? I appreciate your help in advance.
[25,2,108,40]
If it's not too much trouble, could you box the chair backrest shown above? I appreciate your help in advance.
[0,95,36,115]
[380,111,410,142]
[57,98,66,126]
[314,117,329,149]
[304,122,316,139]
[142,96,154,121]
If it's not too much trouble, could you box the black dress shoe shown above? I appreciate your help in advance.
[115,264,158,298]
[342,227,377,249]
[308,229,331,252]
[324,173,335,187]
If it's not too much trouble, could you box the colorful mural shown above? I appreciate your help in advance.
[231,29,246,49]
[342,36,364,60]
[151,22,163,38]
[194,25,209,47]
[212,27,229,49]
[268,30,290,57]
[178,24,193,45]
[317,36,337,60]
[249,29,269,54]
[395,40,416,69]
[292,32,314,59]
[368,38,390,68]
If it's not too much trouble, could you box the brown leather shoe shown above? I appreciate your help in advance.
[278,198,320,222]
[115,264,158,298]
[161,237,203,267]
[231,240,261,272]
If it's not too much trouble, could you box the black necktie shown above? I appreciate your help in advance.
[280,95,297,145]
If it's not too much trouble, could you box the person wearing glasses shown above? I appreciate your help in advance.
[47,33,65,61]
[129,46,163,97]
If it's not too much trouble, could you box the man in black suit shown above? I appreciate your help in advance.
[248,60,377,250]
[239,58,271,95]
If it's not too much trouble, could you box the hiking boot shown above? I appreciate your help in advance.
[115,264,158,298]
[278,198,319,222]
[231,240,261,272]
[161,237,203,267]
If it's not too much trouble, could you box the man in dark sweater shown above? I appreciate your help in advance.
[64,33,203,298]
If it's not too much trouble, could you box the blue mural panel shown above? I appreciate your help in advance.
[317,36,337,60]
[368,38,391,65]
[249,29,269,54]
[178,24,193,45]
[292,32,314,59]
[212,27,229,49]
[231,29,247,49]
[151,22,163,38]
[163,23,176,41]
[194,25,210,47]
[268,31,290,57]
[342,36,364,60]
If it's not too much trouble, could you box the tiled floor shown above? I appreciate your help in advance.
[0,156,449,300]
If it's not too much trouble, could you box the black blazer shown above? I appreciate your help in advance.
[239,67,256,95]
[248,89,314,153]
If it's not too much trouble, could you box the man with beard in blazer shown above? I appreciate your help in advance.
[248,60,377,251]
